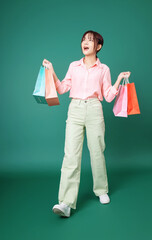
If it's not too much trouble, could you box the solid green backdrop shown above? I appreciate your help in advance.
[0,0,152,240]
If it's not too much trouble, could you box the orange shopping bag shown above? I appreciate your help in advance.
[45,68,60,106]
[127,80,140,115]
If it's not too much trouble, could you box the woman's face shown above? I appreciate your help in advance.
[81,33,96,56]
[81,33,102,57]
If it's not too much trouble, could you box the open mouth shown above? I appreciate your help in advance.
[84,46,89,51]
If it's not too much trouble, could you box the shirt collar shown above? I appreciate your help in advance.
[74,57,103,69]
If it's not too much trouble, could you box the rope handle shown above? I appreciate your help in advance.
[122,75,130,85]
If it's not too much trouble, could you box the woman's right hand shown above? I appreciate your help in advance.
[42,59,54,72]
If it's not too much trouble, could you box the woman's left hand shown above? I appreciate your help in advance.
[118,71,131,81]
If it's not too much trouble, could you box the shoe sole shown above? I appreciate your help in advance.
[52,207,70,217]
[100,200,110,204]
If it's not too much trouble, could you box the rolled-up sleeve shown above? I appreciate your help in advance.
[102,67,119,102]
[54,63,72,94]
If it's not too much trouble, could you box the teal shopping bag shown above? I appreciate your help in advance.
[33,66,47,104]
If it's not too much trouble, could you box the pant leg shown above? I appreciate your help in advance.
[58,100,85,209]
[85,100,109,196]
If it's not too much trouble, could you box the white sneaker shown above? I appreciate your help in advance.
[52,202,71,217]
[99,194,110,204]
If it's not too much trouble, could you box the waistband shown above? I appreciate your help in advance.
[71,98,101,105]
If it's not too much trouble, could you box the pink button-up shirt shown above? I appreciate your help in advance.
[55,57,119,102]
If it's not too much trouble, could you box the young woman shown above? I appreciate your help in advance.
[42,30,131,218]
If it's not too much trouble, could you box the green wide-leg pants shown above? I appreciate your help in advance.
[58,98,109,209]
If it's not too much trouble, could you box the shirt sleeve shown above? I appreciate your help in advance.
[54,63,72,94]
[102,67,119,102]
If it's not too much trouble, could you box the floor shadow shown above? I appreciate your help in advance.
[108,166,152,194]
[73,166,152,212]
[1,166,152,216]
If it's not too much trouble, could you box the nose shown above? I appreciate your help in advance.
[83,39,89,44]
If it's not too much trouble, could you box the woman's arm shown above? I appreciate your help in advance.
[102,68,131,102]
[42,59,72,94]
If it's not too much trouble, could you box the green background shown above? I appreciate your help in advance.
[0,0,152,239]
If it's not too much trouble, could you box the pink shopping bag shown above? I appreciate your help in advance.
[113,79,128,117]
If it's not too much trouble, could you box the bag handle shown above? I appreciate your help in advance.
[122,75,130,85]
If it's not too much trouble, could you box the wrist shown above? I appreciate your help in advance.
[117,77,122,83]
[52,69,55,76]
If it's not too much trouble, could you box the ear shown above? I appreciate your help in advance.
[97,44,102,51]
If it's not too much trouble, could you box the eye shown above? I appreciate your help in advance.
[82,37,94,42]
[88,37,94,41]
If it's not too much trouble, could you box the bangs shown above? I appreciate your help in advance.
[86,32,94,39]
[81,31,95,42]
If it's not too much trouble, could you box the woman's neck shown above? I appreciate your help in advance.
[83,55,97,68]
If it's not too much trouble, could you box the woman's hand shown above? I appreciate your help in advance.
[114,71,131,90]
[42,59,54,72]
[118,71,131,82]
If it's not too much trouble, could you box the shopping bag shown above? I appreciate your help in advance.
[45,68,60,106]
[32,66,47,104]
[127,82,140,115]
[113,78,128,117]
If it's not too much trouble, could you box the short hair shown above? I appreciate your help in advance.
[81,30,104,57]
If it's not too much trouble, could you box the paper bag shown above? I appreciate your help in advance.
[33,66,47,104]
[45,68,60,106]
